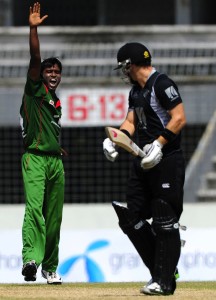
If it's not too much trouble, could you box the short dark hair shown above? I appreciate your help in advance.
[41,57,62,74]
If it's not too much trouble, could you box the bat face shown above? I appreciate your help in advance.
[105,127,145,158]
[105,127,125,144]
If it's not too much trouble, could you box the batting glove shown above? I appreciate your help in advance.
[141,140,163,169]
[103,138,119,162]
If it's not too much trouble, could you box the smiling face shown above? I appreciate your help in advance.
[42,64,62,90]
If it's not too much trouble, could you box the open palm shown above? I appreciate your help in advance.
[29,2,48,27]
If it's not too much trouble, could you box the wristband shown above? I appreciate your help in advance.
[161,128,176,142]
[120,129,131,138]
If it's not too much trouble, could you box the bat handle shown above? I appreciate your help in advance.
[131,141,145,158]
[138,148,145,158]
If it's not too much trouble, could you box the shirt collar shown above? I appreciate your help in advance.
[147,67,156,80]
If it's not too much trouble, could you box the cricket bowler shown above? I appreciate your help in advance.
[20,2,64,284]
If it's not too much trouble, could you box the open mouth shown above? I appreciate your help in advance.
[49,79,58,88]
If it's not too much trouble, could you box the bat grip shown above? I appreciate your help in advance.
[138,148,145,158]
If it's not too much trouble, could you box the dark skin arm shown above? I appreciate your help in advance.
[28,2,48,81]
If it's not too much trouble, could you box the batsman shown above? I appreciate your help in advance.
[103,42,186,295]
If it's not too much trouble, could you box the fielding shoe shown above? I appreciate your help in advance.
[22,260,37,282]
[140,281,173,296]
[41,270,62,284]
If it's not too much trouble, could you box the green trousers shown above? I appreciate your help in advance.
[21,152,65,272]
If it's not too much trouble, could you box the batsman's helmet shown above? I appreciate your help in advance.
[114,42,151,70]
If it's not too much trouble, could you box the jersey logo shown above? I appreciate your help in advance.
[162,183,170,189]
[165,86,179,101]
[49,100,55,107]
[49,99,61,108]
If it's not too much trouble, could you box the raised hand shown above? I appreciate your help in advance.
[29,2,48,27]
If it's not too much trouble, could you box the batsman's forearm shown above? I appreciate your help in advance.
[120,111,136,136]
[120,122,135,137]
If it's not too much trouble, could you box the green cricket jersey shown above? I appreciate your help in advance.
[20,75,62,155]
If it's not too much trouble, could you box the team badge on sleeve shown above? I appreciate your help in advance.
[165,86,179,101]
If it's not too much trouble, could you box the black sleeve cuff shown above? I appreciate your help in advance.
[161,128,177,142]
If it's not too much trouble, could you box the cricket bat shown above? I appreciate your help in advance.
[105,127,145,158]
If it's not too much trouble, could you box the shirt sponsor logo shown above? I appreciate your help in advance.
[165,86,179,101]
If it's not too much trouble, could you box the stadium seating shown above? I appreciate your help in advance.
[0,26,216,203]
[1,41,216,83]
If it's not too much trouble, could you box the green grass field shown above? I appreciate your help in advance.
[0,282,216,300]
